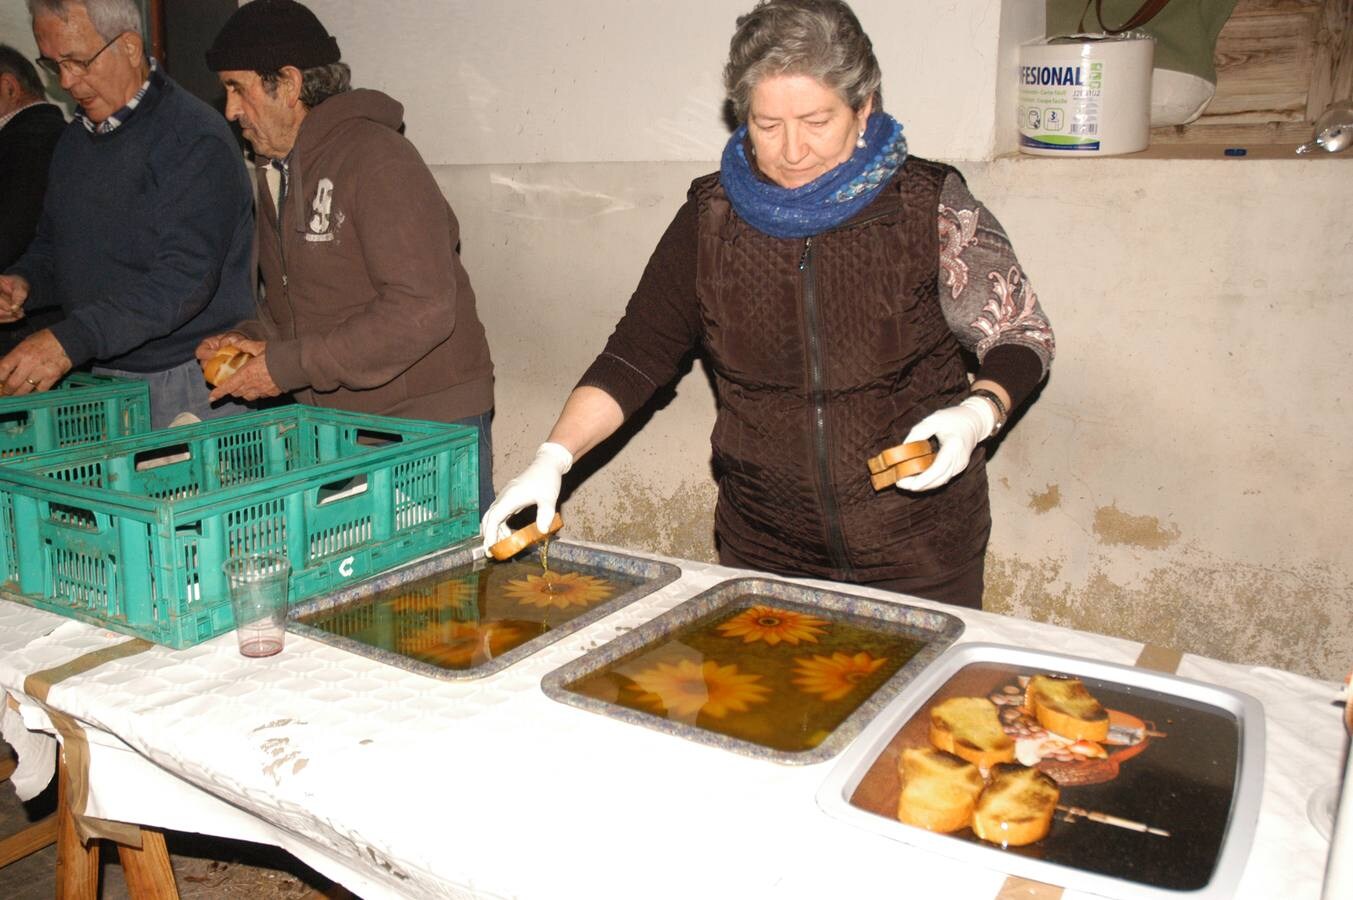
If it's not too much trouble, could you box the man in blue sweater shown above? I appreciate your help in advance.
[0,0,253,428]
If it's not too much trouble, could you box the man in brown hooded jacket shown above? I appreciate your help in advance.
[197,0,495,510]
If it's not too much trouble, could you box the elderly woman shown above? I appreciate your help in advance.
[482,0,1054,609]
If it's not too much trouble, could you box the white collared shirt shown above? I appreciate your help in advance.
[0,99,54,132]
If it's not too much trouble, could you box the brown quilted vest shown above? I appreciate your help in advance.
[692,157,990,584]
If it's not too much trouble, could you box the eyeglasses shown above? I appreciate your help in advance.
[36,32,122,78]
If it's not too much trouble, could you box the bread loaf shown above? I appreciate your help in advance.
[971,762,1060,847]
[1025,675,1109,742]
[928,696,1016,768]
[896,747,984,833]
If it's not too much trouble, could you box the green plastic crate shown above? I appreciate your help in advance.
[0,372,151,459]
[0,406,479,648]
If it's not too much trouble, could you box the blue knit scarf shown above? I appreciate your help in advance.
[720,112,907,240]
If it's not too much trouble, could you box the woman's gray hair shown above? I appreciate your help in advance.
[27,0,143,42]
[723,0,882,123]
[260,62,351,110]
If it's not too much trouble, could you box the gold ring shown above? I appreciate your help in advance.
[25,377,37,386]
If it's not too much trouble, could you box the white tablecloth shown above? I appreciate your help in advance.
[0,546,1344,900]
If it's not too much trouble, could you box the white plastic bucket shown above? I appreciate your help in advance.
[1018,34,1155,156]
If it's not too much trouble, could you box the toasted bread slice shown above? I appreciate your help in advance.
[868,453,936,491]
[928,696,1016,768]
[1025,675,1110,742]
[971,763,1060,847]
[488,512,563,561]
[896,747,984,833]
[867,439,936,475]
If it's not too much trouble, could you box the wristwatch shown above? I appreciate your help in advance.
[969,388,1008,435]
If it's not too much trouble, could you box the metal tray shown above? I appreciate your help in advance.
[541,577,965,764]
[816,642,1265,900]
[287,540,680,680]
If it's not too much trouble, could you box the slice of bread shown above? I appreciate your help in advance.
[928,696,1016,768]
[896,747,984,833]
[867,439,935,474]
[1025,675,1110,742]
[202,346,253,387]
[488,512,563,561]
[971,763,1060,847]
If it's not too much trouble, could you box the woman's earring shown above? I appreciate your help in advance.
[856,131,866,149]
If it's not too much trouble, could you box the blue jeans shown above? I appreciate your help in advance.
[453,408,494,515]
[94,359,250,430]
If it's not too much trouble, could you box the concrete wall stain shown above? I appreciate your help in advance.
[1093,504,1181,550]
[986,551,1347,681]
[572,471,719,563]
[1028,484,1061,514]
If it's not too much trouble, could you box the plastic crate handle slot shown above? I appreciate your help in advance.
[12,497,112,595]
[134,442,193,472]
[1,409,30,436]
[46,500,104,533]
[315,474,368,506]
[355,428,404,448]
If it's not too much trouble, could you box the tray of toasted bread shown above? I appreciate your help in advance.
[816,642,1265,899]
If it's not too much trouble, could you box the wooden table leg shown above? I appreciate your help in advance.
[55,752,98,900]
[117,826,180,900]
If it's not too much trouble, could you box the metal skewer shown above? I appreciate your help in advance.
[1057,804,1170,837]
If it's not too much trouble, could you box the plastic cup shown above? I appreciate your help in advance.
[223,554,290,658]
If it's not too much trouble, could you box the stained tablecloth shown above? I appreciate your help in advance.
[0,545,1344,899]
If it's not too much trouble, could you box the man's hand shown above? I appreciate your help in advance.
[0,329,73,395]
[195,330,266,363]
[208,348,282,403]
[480,443,574,554]
[0,274,31,324]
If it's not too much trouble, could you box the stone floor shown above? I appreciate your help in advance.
[1,739,354,899]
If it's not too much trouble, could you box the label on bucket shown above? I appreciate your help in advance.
[1017,36,1153,156]
[1018,60,1102,152]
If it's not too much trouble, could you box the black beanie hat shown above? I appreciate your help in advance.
[205,0,340,73]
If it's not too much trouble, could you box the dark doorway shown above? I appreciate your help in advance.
[156,0,238,113]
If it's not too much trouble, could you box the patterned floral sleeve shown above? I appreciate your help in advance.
[937,172,1055,388]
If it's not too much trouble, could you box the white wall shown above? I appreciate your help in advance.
[308,0,1007,163]
[0,9,39,64]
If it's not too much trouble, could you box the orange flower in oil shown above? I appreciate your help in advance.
[716,604,828,646]
[503,572,614,610]
[397,620,524,668]
[628,658,771,719]
[387,579,473,614]
[792,651,888,701]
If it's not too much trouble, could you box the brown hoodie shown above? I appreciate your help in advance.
[244,89,493,423]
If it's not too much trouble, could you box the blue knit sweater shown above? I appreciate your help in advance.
[9,68,253,372]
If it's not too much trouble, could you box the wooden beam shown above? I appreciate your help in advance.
[0,814,57,868]
[116,827,180,900]
[55,755,97,900]
[1150,120,1315,144]
[1307,0,1352,117]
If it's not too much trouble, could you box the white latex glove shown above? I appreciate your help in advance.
[479,442,573,552]
[894,397,996,492]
